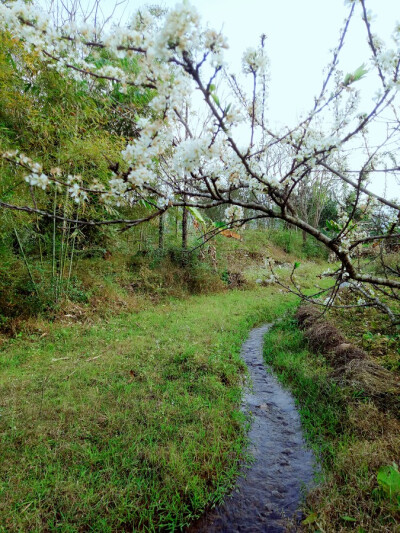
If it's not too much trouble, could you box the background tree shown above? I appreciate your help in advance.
[0,0,399,321]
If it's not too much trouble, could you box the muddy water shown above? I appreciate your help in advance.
[188,324,315,533]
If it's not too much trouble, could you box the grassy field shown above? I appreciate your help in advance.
[0,286,301,532]
[264,316,400,532]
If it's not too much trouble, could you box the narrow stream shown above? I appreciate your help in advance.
[188,324,316,532]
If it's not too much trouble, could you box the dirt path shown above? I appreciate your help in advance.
[188,324,316,532]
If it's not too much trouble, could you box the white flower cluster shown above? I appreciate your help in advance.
[224,104,245,128]
[109,177,128,196]
[295,134,341,165]
[1,0,399,265]
[122,118,172,165]
[68,182,88,204]
[204,29,228,67]
[224,205,244,223]
[173,138,210,173]
[242,47,268,75]
[1,150,94,203]
[150,2,201,58]
[2,150,51,191]
[127,168,157,187]
[25,172,49,190]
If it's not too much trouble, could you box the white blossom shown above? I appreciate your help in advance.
[224,205,244,223]
[25,173,49,190]
[242,47,268,75]
[68,183,87,203]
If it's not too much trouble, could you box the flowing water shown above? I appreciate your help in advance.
[188,324,316,533]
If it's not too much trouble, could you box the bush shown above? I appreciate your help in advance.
[130,246,225,296]
[267,227,327,259]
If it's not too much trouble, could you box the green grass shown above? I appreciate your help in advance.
[263,317,348,467]
[263,316,400,532]
[0,287,297,532]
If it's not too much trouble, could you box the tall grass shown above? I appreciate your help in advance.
[263,316,400,532]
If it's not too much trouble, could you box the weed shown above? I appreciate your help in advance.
[264,316,400,532]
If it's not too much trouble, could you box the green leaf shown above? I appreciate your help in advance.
[137,199,154,210]
[326,219,340,231]
[302,512,317,525]
[294,262,301,269]
[377,464,400,499]
[209,84,216,92]
[214,221,228,229]
[6,51,17,70]
[212,93,220,106]
[187,206,206,226]
[343,73,353,86]
[343,63,368,86]
[353,63,368,81]
[341,516,357,522]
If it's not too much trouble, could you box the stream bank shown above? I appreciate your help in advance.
[188,324,316,532]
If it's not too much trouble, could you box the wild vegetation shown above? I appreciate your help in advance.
[0,0,399,531]
[0,235,328,531]
[264,309,400,532]
[1,0,399,322]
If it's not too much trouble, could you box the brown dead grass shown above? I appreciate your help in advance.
[295,304,322,329]
[331,359,400,416]
[348,401,400,440]
[226,271,248,289]
[297,304,400,418]
[328,342,367,366]
[306,322,346,353]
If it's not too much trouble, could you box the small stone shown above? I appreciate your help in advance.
[282,448,293,455]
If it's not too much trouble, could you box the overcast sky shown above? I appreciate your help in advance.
[38,0,400,197]
[83,0,399,125]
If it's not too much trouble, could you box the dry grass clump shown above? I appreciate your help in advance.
[0,332,9,348]
[227,271,247,289]
[296,304,400,418]
[328,342,367,367]
[348,402,400,440]
[0,315,52,337]
[295,305,322,329]
[306,322,346,353]
[331,359,400,417]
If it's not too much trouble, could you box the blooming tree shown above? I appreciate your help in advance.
[1,0,400,320]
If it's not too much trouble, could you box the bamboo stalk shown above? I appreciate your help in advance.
[13,227,38,294]
[66,209,79,295]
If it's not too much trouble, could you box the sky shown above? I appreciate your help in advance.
[83,0,400,125]
[38,0,400,198]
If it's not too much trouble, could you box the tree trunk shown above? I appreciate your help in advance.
[182,204,188,249]
[158,213,164,250]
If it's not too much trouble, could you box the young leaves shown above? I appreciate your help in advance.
[343,63,368,86]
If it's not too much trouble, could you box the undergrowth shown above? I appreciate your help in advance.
[0,228,325,338]
[264,316,400,532]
